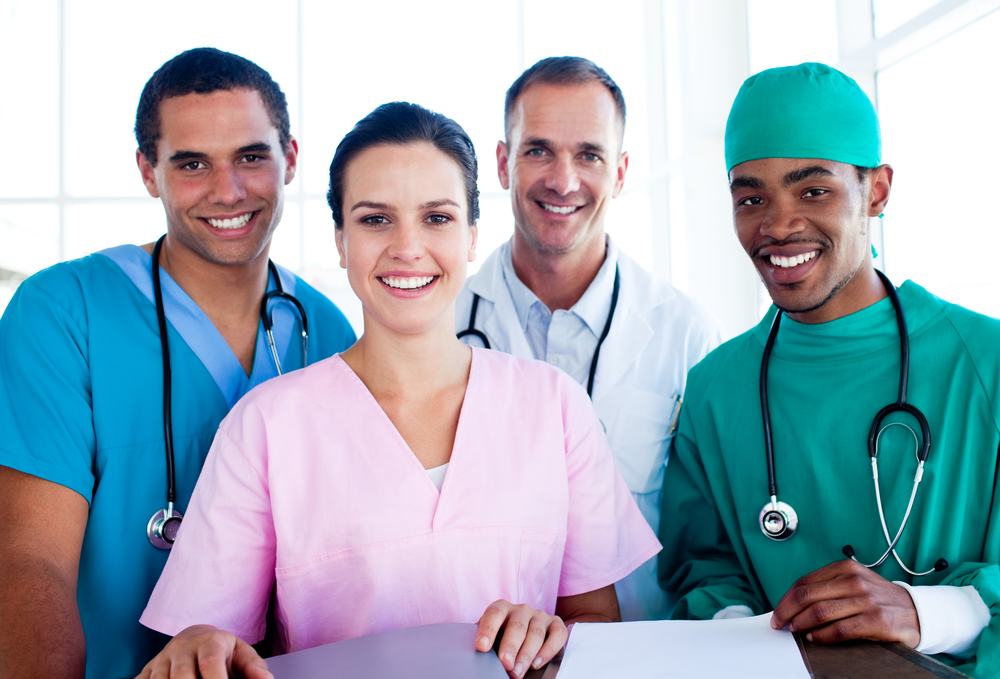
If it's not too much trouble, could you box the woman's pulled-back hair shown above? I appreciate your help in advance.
[327,102,480,228]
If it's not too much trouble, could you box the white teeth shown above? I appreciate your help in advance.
[207,213,252,229]
[540,203,580,215]
[769,251,818,268]
[380,276,435,290]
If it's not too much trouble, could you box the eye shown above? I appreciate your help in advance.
[360,214,389,227]
[739,196,764,206]
[181,160,206,171]
[427,213,453,225]
[803,188,827,198]
[582,153,600,162]
[526,148,545,157]
[239,154,265,164]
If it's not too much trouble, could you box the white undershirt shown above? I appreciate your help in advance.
[425,462,449,491]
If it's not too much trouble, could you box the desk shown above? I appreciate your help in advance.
[526,637,971,679]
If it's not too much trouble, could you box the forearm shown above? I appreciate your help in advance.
[556,584,621,624]
[0,554,85,679]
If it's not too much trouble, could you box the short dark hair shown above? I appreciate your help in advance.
[135,47,291,166]
[855,165,871,183]
[327,102,480,228]
[504,56,626,141]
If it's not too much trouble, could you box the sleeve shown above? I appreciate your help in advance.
[936,564,1000,677]
[140,405,277,644]
[657,404,767,620]
[895,582,990,657]
[558,377,661,597]
[0,276,96,502]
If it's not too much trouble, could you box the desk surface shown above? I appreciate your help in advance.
[526,637,971,679]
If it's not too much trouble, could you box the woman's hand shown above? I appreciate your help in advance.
[475,600,567,678]
[134,624,272,679]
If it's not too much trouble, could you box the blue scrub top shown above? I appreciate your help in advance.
[0,247,355,678]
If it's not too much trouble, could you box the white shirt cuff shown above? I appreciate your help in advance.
[895,582,991,657]
[713,605,755,620]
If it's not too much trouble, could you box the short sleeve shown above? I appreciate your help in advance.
[140,403,277,643]
[0,274,96,502]
[558,377,662,597]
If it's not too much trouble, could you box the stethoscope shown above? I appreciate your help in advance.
[146,235,309,549]
[458,264,620,398]
[758,269,947,576]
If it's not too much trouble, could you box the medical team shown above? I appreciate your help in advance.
[0,46,997,679]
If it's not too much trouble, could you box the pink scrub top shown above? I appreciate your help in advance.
[141,348,660,653]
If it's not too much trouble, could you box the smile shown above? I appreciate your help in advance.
[769,251,818,268]
[539,202,580,215]
[380,275,436,290]
[206,213,253,229]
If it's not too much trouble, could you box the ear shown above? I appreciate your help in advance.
[137,149,161,198]
[496,140,510,191]
[611,150,629,199]
[468,223,478,263]
[335,225,347,269]
[283,137,299,186]
[868,164,893,217]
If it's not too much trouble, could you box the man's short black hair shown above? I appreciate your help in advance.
[135,47,291,166]
[504,56,626,141]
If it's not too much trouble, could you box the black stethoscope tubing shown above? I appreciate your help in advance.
[458,264,620,399]
[759,269,946,574]
[148,235,307,549]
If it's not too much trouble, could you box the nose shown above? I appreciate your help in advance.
[387,220,425,262]
[759,196,806,241]
[208,165,247,205]
[545,154,580,196]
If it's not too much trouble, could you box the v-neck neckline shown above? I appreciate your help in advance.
[333,349,479,497]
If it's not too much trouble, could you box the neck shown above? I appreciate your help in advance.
[341,310,472,400]
[786,263,888,324]
[510,230,607,311]
[145,238,271,325]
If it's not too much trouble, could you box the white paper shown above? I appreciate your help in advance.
[557,614,810,679]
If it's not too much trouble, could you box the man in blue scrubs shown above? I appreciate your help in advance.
[0,48,355,678]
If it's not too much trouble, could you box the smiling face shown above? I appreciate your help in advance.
[730,157,892,323]
[498,81,627,259]
[137,89,297,270]
[335,142,477,337]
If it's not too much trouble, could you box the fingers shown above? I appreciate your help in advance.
[770,561,920,647]
[232,639,274,679]
[476,600,513,653]
[476,600,568,679]
[135,625,271,679]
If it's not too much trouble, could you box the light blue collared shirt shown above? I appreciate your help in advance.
[500,238,617,388]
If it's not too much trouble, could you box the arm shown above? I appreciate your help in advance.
[657,421,766,619]
[475,585,620,679]
[0,466,89,679]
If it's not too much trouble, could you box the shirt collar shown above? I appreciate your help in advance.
[500,235,619,336]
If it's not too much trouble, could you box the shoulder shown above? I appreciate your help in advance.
[4,253,129,325]
[685,325,761,400]
[615,247,723,346]
[472,347,586,400]
[286,273,353,328]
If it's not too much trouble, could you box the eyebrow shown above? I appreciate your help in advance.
[730,176,764,192]
[521,137,608,155]
[350,200,393,212]
[783,166,834,186]
[420,199,461,210]
[167,142,273,164]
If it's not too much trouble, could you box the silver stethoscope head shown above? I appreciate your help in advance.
[759,495,798,541]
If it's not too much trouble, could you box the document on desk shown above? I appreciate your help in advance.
[265,622,508,679]
[558,614,810,679]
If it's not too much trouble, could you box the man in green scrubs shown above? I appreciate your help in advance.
[658,63,1000,677]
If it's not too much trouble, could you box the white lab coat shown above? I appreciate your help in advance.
[456,237,722,620]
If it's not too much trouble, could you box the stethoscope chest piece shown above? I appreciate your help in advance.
[147,503,183,550]
[759,497,798,541]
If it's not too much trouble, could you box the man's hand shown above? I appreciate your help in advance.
[134,625,272,679]
[770,559,920,648]
[475,600,567,679]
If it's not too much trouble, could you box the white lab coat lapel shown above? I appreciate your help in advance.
[589,249,673,406]
[465,247,535,359]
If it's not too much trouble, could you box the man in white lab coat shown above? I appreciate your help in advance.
[456,56,722,621]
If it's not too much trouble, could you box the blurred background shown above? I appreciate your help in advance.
[1,0,997,338]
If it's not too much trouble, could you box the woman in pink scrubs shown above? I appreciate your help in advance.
[138,103,660,679]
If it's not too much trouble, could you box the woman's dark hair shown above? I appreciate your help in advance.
[327,102,480,228]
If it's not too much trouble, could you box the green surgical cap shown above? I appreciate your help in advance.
[725,62,881,174]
